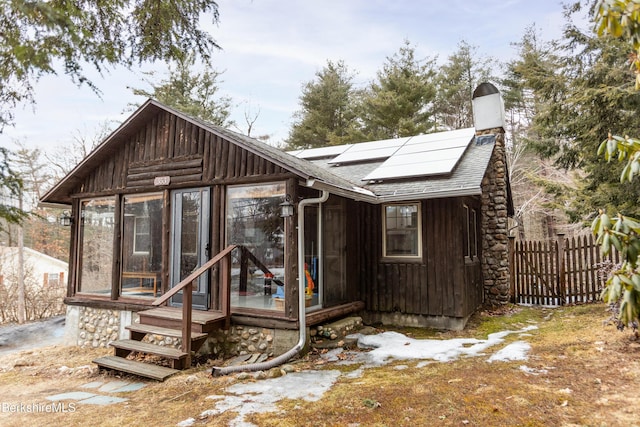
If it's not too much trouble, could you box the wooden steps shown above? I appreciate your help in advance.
[126,323,208,341]
[93,306,225,381]
[111,339,189,369]
[137,307,227,333]
[93,356,179,381]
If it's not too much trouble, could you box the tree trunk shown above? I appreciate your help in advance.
[17,194,26,324]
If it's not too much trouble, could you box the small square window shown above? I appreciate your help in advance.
[383,203,421,258]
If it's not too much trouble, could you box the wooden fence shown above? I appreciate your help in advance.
[510,234,620,306]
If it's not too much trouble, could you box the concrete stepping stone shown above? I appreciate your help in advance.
[111,382,146,393]
[80,381,104,389]
[47,392,96,401]
[98,381,131,392]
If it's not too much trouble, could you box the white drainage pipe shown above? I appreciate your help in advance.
[212,190,329,376]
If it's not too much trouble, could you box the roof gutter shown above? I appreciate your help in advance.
[304,179,378,203]
[374,186,483,203]
[306,179,482,204]
[213,189,330,376]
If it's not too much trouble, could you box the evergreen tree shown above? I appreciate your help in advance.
[0,148,27,229]
[434,41,494,130]
[358,40,437,140]
[131,54,233,127]
[0,0,220,131]
[501,26,577,239]
[285,60,360,149]
[516,3,640,218]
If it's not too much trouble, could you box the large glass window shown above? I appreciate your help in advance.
[78,198,116,295]
[383,203,421,258]
[122,193,163,298]
[226,183,285,311]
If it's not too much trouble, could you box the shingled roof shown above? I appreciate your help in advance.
[41,99,500,205]
[296,135,495,202]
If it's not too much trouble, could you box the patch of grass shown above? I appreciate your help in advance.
[467,304,546,337]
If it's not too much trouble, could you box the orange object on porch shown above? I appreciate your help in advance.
[304,263,314,296]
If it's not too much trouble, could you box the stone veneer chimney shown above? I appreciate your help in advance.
[472,83,510,307]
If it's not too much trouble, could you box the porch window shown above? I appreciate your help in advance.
[122,193,163,298]
[226,183,285,312]
[383,203,421,258]
[78,197,116,295]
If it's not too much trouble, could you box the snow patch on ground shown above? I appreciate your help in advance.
[198,370,341,427]
[487,341,531,362]
[346,325,538,366]
[178,324,539,426]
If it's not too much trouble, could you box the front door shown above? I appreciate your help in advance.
[170,188,210,309]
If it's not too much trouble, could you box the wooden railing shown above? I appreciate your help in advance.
[152,244,237,365]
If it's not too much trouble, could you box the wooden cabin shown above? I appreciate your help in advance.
[41,83,513,379]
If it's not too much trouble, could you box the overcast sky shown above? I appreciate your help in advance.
[1,0,571,153]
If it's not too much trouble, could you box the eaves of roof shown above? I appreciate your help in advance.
[40,99,497,206]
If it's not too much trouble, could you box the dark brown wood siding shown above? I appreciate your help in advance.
[72,110,291,197]
[357,197,483,319]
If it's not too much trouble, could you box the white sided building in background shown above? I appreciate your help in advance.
[0,246,68,289]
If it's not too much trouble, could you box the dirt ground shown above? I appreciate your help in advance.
[0,303,638,426]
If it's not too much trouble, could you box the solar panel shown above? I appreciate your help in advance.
[327,137,410,164]
[363,128,475,180]
[291,144,353,159]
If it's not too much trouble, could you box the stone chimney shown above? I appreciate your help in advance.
[473,83,511,307]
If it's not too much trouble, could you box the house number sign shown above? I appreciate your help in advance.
[154,176,171,186]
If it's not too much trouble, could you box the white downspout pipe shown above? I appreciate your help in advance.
[212,189,330,376]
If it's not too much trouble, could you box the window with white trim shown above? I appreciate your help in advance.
[383,203,421,258]
[133,216,151,254]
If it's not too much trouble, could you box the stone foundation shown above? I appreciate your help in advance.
[361,311,469,331]
[64,305,300,358]
[65,305,133,348]
[310,316,363,341]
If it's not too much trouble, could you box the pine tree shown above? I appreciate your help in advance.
[434,41,494,130]
[285,60,360,149]
[131,54,233,127]
[358,40,437,140]
[0,0,220,131]
[515,3,640,219]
